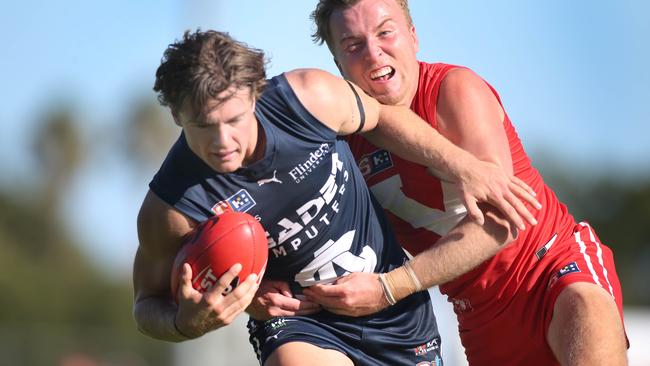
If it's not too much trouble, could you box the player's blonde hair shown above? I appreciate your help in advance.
[311,0,413,53]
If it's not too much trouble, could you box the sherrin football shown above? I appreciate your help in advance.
[170,212,268,301]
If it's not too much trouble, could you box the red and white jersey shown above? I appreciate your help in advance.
[349,62,627,365]
[347,62,577,307]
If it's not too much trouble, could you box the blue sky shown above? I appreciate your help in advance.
[1,1,649,276]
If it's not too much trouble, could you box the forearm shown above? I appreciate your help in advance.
[413,215,510,286]
[134,297,188,342]
[363,105,475,182]
[383,205,516,302]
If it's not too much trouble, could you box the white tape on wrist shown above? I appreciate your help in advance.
[378,273,397,305]
[404,260,423,292]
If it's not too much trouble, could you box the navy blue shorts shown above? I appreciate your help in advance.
[247,291,442,366]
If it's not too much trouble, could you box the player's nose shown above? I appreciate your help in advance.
[363,38,383,62]
[212,126,231,147]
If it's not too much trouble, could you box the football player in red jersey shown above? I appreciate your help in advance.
[134,29,540,366]
[291,1,626,365]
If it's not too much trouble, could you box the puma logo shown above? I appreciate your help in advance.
[264,330,283,343]
[257,170,283,186]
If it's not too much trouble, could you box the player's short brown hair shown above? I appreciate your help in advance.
[311,0,413,53]
[153,30,267,120]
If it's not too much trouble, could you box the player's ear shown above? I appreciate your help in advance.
[410,25,419,53]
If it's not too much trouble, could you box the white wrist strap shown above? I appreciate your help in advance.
[404,260,423,292]
[378,273,397,305]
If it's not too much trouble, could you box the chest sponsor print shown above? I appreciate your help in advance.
[211,189,256,215]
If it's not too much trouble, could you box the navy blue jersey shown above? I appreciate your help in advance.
[150,74,408,288]
[150,74,442,365]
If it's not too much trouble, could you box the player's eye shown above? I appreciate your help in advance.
[345,42,361,53]
[227,117,243,126]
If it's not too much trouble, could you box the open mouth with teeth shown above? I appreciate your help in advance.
[370,66,395,81]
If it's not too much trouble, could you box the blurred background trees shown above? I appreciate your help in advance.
[0,99,177,366]
[0,98,648,365]
[1,1,648,363]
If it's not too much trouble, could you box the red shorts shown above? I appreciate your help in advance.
[454,221,625,365]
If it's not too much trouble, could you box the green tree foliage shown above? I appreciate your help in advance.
[123,99,179,170]
[0,103,172,365]
[0,191,171,365]
[32,107,85,215]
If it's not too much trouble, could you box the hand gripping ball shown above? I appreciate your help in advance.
[170,212,268,301]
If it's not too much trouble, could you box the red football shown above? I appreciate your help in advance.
[170,212,268,302]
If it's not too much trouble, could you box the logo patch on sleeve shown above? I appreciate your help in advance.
[558,262,580,277]
[358,149,393,177]
[211,189,256,215]
[548,261,581,289]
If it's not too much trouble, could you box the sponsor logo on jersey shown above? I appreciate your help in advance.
[548,261,581,289]
[288,143,330,183]
[264,330,284,343]
[267,317,287,330]
[358,149,393,177]
[293,230,377,286]
[211,189,256,215]
[413,337,440,356]
[257,169,283,186]
[267,152,349,258]
[558,261,580,277]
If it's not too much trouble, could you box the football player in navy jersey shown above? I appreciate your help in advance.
[133,29,539,365]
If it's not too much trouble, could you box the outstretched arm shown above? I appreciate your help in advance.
[304,202,514,316]
[285,68,539,230]
[361,93,539,230]
[304,68,533,316]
